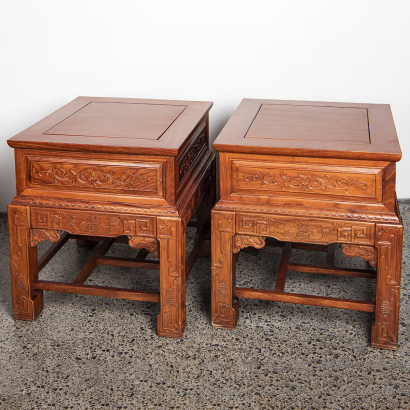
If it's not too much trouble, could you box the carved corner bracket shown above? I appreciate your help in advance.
[128,236,160,259]
[342,244,377,267]
[233,235,266,254]
[30,229,61,247]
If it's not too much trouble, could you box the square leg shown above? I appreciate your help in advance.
[371,224,403,349]
[8,205,43,320]
[157,217,187,338]
[211,210,239,329]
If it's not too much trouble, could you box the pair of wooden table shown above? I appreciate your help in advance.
[7,97,403,349]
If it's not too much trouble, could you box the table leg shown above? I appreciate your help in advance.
[157,217,186,337]
[371,224,403,349]
[8,205,43,320]
[196,163,216,236]
[211,210,238,328]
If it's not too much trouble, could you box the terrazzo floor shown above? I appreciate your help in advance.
[1,202,409,409]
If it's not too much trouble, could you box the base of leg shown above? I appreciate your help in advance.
[157,313,186,338]
[371,322,398,350]
[212,297,239,329]
[157,329,184,338]
[12,292,44,321]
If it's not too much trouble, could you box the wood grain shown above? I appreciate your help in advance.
[7,96,215,338]
[212,98,403,349]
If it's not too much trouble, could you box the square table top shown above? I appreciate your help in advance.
[8,97,213,156]
[214,99,401,162]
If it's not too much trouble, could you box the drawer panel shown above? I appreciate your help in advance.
[28,157,163,196]
[232,160,382,201]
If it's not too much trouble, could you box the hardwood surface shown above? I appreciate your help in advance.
[44,102,186,140]
[8,97,213,156]
[214,99,401,161]
[211,98,403,349]
[245,104,370,143]
[8,96,215,338]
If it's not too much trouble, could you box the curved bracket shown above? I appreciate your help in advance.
[233,235,266,254]
[342,244,377,267]
[30,229,61,247]
[128,236,160,259]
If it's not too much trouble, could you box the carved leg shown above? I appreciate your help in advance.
[371,224,403,349]
[157,217,186,337]
[8,205,43,320]
[211,210,238,328]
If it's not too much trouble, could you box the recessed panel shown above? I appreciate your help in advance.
[28,157,162,196]
[231,160,382,202]
[245,104,370,144]
[45,102,186,140]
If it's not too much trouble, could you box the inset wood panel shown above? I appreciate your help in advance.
[44,102,186,140]
[245,104,370,144]
[28,157,162,196]
[232,160,382,201]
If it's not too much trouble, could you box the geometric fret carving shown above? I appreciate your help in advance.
[235,213,374,245]
[30,208,156,237]
[128,236,159,259]
[342,244,377,267]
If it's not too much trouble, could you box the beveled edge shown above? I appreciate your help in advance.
[8,96,213,157]
[213,98,402,162]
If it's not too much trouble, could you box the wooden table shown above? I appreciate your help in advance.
[211,98,403,349]
[7,96,215,338]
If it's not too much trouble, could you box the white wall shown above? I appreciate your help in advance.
[1,0,409,211]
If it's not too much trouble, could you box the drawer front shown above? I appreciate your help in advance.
[28,157,163,196]
[236,212,375,245]
[232,160,382,202]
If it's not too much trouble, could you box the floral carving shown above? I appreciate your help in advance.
[342,244,377,267]
[31,162,155,191]
[30,229,61,247]
[39,166,150,187]
[244,171,369,194]
[128,236,160,259]
[178,127,206,183]
[233,235,266,253]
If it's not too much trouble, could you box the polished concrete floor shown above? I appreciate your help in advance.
[1,202,409,409]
